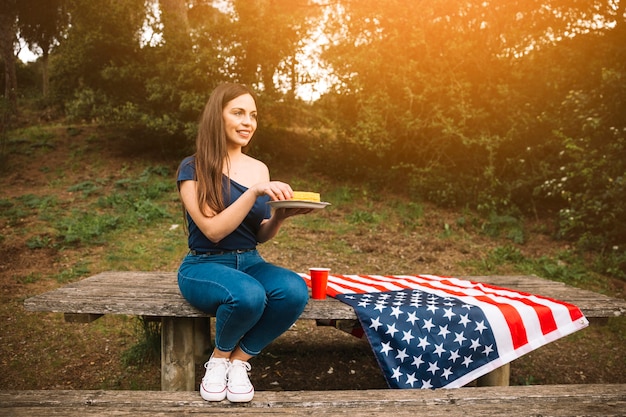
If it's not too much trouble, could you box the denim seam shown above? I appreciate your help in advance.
[178,273,238,352]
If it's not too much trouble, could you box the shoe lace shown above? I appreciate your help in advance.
[228,360,252,388]
[203,358,229,383]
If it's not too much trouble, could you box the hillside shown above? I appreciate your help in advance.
[0,119,624,391]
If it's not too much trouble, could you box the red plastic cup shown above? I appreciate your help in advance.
[309,268,331,299]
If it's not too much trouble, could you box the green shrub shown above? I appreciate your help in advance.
[55,211,120,245]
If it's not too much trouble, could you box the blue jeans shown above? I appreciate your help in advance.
[177,250,309,356]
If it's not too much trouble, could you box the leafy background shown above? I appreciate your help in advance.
[0,0,624,391]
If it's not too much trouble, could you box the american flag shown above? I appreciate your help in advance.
[300,274,589,389]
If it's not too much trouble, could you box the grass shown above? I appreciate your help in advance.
[462,244,614,294]
[2,123,622,290]
[2,120,624,390]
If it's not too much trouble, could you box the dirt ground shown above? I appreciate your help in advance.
[1,122,625,392]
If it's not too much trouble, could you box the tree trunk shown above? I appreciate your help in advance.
[0,4,18,113]
[159,0,190,44]
[42,48,49,97]
[616,0,625,31]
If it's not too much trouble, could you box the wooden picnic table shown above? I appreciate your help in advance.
[24,272,626,391]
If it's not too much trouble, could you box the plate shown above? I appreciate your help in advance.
[267,200,331,210]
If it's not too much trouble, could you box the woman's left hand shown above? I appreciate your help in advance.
[272,207,314,220]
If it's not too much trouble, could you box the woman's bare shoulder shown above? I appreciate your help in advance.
[244,154,270,175]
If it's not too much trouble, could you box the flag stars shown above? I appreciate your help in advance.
[443,307,456,320]
[385,322,399,337]
[380,341,393,356]
[374,303,387,312]
[437,324,451,339]
[417,336,430,350]
[453,332,467,345]
[412,355,425,369]
[335,283,507,390]
[458,313,472,327]
[391,367,403,382]
[406,311,419,325]
[469,338,481,351]
[426,303,439,313]
[395,348,409,362]
[405,373,418,387]
[401,330,415,344]
[474,320,488,334]
[433,343,446,357]
[390,306,403,319]
[369,316,382,331]
[422,318,435,332]
[427,361,440,375]
[462,355,474,368]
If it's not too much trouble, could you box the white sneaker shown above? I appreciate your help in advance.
[200,357,229,401]
[226,359,254,402]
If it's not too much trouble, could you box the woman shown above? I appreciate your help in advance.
[176,83,310,403]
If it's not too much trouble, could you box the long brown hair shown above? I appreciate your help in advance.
[190,83,257,216]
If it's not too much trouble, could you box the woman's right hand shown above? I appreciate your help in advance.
[253,181,294,201]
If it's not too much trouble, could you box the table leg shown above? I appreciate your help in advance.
[161,317,196,391]
[193,317,212,363]
[476,363,511,386]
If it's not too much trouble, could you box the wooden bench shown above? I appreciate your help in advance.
[24,272,626,391]
[2,384,625,416]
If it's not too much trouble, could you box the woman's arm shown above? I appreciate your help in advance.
[257,207,313,243]
[179,179,295,244]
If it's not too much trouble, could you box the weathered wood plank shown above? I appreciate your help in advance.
[161,317,195,391]
[24,272,626,319]
[1,384,625,416]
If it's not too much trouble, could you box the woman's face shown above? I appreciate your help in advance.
[222,93,257,148]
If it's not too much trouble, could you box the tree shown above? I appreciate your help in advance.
[17,0,68,97]
[51,0,147,114]
[0,0,18,113]
[230,0,322,99]
[319,1,624,195]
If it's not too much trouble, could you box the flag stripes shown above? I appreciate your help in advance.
[300,273,588,389]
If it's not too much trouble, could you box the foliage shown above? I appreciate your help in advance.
[5,1,626,278]
[51,0,323,143]
[317,1,625,276]
[2,153,176,249]
[538,59,626,250]
[466,245,604,290]
[122,317,161,366]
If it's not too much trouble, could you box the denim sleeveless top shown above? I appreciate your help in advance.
[177,156,271,252]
